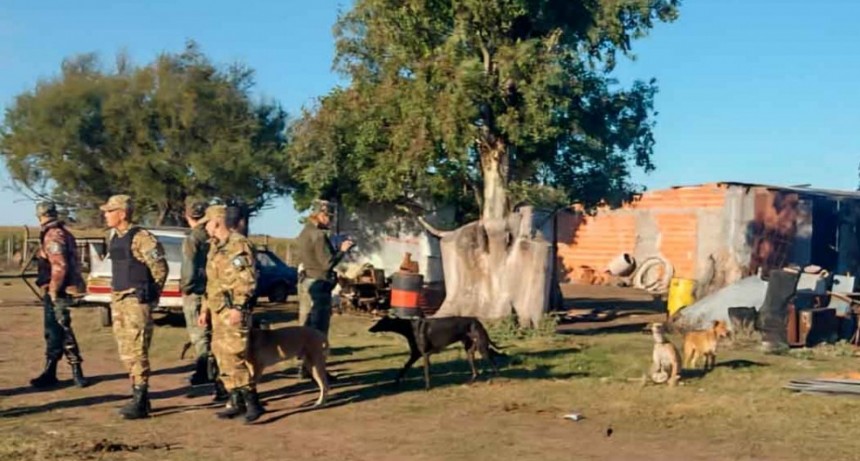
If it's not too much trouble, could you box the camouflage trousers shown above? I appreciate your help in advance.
[210,308,254,391]
[42,295,84,364]
[298,278,333,338]
[110,294,153,385]
[182,294,209,358]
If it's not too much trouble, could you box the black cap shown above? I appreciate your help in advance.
[186,200,208,220]
[36,201,58,219]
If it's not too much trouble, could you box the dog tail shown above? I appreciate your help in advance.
[489,342,507,358]
[180,341,193,360]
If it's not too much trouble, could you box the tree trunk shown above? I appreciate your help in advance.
[480,140,508,221]
[423,207,552,327]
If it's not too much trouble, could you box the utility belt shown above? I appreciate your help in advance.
[214,291,251,315]
[113,284,159,304]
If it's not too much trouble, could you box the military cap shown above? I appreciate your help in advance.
[312,199,334,216]
[185,199,208,220]
[197,204,227,225]
[99,194,133,212]
[35,201,59,219]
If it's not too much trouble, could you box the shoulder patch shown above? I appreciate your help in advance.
[47,241,63,255]
[149,248,164,261]
[231,253,253,269]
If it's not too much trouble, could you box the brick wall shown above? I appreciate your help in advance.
[558,184,728,281]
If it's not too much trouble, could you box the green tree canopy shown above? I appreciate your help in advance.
[1,41,289,226]
[289,0,678,221]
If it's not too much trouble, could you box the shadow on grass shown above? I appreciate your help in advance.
[254,347,586,425]
[559,322,653,336]
[680,360,768,380]
[0,384,192,419]
[0,363,194,399]
[0,342,584,422]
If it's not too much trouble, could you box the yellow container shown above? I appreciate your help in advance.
[667,278,696,316]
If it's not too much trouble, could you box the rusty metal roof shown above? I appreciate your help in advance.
[670,181,860,201]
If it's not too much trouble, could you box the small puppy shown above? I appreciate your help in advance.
[649,323,681,386]
[683,320,730,371]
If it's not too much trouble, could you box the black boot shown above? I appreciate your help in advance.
[70,363,89,388]
[119,384,150,420]
[30,358,60,388]
[189,355,211,386]
[212,379,229,402]
[242,387,265,423]
[216,389,246,419]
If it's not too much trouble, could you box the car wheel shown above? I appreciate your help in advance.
[268,283,289,303]
[99,305,112,327]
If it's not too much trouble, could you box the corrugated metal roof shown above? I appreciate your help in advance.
[668,181,860,201]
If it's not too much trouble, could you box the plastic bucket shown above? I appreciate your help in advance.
[667,277,696,316]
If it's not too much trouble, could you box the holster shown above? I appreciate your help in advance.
[135,284,160,304]
[207,353,219,381]
[35,258,51,288]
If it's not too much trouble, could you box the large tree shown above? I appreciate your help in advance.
[1,41,289,226]
[290,0,679,324]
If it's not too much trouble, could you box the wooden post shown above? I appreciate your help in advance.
[22,226,29,264]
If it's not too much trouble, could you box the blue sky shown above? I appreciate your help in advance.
[1,0,858,237]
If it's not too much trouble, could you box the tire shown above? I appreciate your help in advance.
[268,283,289,303]
[99,305,112,327]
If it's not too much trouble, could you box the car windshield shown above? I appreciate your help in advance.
[157,236,183,263]
[257,252,278,268]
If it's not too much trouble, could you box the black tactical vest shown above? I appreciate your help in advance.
[110,227,155,299]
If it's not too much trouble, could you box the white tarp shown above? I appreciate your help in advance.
[676,275,768,330]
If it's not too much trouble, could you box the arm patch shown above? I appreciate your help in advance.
[232,255,251,269]
[47,242,63,255]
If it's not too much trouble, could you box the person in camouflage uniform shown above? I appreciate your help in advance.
[196,205,264,423]
[30,202,89,389]
[181,199,214,386]
[100,195,168,420]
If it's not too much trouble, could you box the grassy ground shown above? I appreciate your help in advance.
[2,281,860,460]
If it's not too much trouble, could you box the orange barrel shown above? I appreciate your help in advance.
[391,272,424,318]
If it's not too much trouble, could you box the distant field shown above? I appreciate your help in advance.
[0,226,297,270]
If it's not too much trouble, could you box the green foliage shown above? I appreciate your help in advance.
[0,41,289,226]
[288,0,679,216]
[487,313,560,341]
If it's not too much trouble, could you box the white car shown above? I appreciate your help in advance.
[84,228,186,326]
[84,227,299,327]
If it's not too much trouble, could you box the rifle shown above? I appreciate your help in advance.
[19,245,44,302]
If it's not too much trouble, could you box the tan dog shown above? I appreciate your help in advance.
[180,326,331,407]
[249,326,330,407]
[683,320,730,371]
[649,323,682,386]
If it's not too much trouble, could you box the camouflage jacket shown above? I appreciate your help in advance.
[180,224,209,296]
[204,231,257,312]
[108,226,169,296]
[38,219,84,297]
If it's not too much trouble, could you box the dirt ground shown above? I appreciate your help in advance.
[3,280,860,461]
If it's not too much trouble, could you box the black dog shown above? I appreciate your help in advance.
[368,316,505,390]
